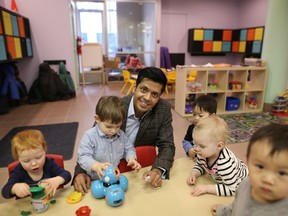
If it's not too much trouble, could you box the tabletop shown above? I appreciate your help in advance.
[0,157,234,216]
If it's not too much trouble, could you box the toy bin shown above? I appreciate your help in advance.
[226,97,240,111]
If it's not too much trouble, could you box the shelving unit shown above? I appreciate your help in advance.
[175,65,267,117]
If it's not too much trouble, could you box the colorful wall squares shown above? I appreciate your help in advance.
[0,6,32,62]
[188,26,264,55]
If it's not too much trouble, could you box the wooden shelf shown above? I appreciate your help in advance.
[175,65,267,116]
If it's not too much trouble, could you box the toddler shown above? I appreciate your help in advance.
[183,95,217,158]
[186,115,248,196]
[77,96,141,180]
[1,129,71,199]
[211,123,288,215]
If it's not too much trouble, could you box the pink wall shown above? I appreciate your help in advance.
[161,0,268,65]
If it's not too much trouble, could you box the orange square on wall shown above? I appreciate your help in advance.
[18,16,25,37]
[194,29,204,41]
[232,41,239,52]
[6,36,16,59]
[247,29,255,41]
[223,30,232,41]
[203,41,213,52]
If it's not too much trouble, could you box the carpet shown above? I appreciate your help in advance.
[0,122,79,167]
[185,112,288,144]
[220,112,288,144]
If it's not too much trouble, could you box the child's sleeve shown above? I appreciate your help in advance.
[182,124,195,154]
[77,131,97,172]
[47,159,71,185]
[214,157,248,196]
[123,134,137,161]
[1,166,23,199]
[192,157,206,176]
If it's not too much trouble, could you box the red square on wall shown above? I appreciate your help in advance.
[203,41,213,52]
[232,41,239,52]
[247,29,255,41]
[223,30,232,41]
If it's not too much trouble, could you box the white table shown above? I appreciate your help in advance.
[0,157,234,216]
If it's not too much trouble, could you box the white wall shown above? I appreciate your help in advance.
[1,0,76,90]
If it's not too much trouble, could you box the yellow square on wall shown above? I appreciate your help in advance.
[213,41,222,52]
[254,28,264,40]
[194,29,204,41]
[239,41,246,53]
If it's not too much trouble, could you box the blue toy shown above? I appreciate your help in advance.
[91,166,128,207]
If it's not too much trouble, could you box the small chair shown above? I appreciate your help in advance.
[186,70,197,82]
[165,71,176,94]
[118,146,157,173]
[120,70,136,95]
[8,154,64,177]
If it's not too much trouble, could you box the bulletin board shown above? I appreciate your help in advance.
[81,43,103,68]
[0,6,33,63]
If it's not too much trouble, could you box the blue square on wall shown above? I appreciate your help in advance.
[222,42,231,52]
[252,41,261,53]
[240,29,247,41]
[204,30,213,40]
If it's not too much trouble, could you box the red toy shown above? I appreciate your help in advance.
[76,206,91,216]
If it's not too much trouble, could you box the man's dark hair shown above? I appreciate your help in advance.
[136,67,167,93]
[247,123,288,158]
[192,95,217,114]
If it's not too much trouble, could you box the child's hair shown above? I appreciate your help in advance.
[193,115,228,144]
[247,123,288,158]
[11,129,47,160]
[192,94,217,114]
[95,96,125,124]
[136,67,167,93]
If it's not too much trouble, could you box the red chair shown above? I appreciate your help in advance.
[118,146,157,173]
[8,154,64,177]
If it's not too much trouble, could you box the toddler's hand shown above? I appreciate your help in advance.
[41,176,64,196]
[186,174,197,185]
[92,162,111,179]
[188,148,197,160]
[211,204,220,216]
[127,158,141,172]
[11,183,31,198]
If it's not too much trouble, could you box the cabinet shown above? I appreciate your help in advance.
[175,66,267,117]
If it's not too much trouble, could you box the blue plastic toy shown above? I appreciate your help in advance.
[91,166,128,207]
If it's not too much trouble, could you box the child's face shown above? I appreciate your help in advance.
[193,129,222,159]
[97,119,122,138]
[192,105,211,125]
[18,146,46,175]
[248,141,288,203]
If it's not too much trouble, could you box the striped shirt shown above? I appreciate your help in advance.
[193,148,248,196]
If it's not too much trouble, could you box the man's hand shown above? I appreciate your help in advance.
[142,168,162,188]
[73,173,91,194]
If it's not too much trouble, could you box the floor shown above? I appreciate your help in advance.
[0,84,248,202]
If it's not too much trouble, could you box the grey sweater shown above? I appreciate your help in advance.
[216,177,288,216]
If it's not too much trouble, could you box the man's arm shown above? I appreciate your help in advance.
[151,100,175,178]
[71,163,91,194]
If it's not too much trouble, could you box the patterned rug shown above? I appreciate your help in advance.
[220,112,288,144]
[185,112,288,144]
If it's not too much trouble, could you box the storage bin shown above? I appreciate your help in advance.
[226,97,240,111]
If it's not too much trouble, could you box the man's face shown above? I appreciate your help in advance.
[133,78,162,118]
